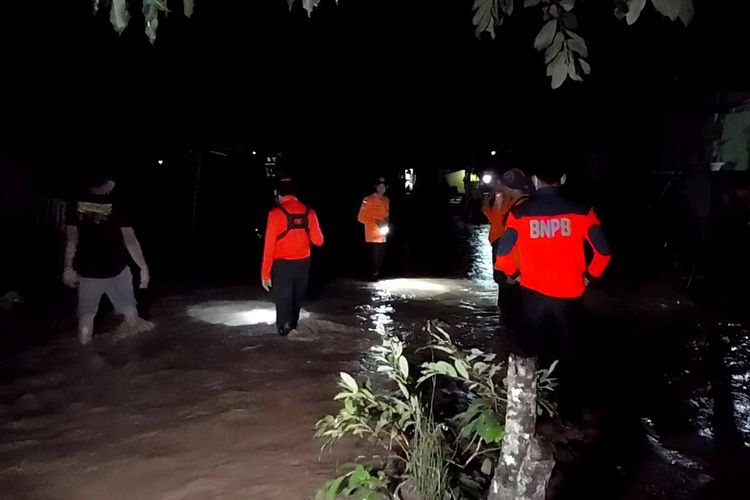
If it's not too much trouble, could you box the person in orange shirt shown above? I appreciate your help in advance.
[482,168,532,336]
[357,177,390,281]
[481,168,532,255]
[261,178,324,336]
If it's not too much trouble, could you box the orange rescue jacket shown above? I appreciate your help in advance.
[357,193,390,243]
[261,196,324,281]
[482,193,523,244]
[494,187,611,299]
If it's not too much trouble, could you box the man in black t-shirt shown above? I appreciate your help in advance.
[63,175,151,345]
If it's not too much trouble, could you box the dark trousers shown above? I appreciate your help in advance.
[367,242,386,280]
[271,258,310,334]
[520,288,585,417]
[519,288,583,365]
[497,281,524,337]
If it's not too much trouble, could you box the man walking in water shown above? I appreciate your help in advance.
[357,177,390,281]
[489,162,611,498]
[63,174,151,345]
[261,177,324,336]
[482,168,532,337]
[495,163,611,411]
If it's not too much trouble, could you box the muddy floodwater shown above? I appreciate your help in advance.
[1,223,749,499]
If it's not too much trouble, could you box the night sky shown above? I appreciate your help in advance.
[3,0,750,165]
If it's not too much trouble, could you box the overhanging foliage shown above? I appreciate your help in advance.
[94,0,693,88]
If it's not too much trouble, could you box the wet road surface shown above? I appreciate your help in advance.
[1,222,749,499]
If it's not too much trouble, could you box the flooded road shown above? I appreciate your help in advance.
[1,218,748,499]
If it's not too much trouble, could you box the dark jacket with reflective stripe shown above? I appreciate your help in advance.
[494,186,611,299]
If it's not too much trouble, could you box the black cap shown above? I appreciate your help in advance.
[375,176,388,186]
[276,176,296,196]
[500,168,532,193]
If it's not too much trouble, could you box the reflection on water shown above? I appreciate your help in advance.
[375,278,451,295]
[186,300,310,327]
[725,326,750,446]
[350,224,500,340]
[664,323,750,448]
[467,225,494,285]
[355,275,497,338]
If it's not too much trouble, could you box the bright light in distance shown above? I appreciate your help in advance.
[252,151,257,155]
[490,150,497,156]
[157,160,164,165]
[482,174,493,184]
[375,279,448,293]
[379,225,390,236]
[187,300,309,327]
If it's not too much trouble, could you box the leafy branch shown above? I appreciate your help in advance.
[92,1,696,88]
[472,0,694,88]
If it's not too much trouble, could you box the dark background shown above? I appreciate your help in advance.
[2,0,750,302]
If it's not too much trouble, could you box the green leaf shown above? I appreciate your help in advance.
[437,361,458,378]
[398,356,409,379]
[679,0,694,25]
[548,359,559,374]
[184,0,194,17]
[566,31,588,57]
[567,56,583,82]
[545,32,564,63]
[651,0,681,21]
[614,2,628,21]
[560,0,576,11]
[481,457,494,475]
[499,0,514,16]
[392,340,403,360]
[475,411,505,443]
[472,361,489,374]
[472,0,498,39]
[142,0,162,44]
[321,473,348,500]
[109,0,130,33]
[397,381,410,399]
[580,59,591,75]
[345,398,357,415]
[560,12,577,30]
[534,19,557,51]
[303,0,321,17]
[454,360,470,380]
[347,465,371,489]
[340,372,358,393]
[625,0,646,25]
[548,50,568,89]
[523,0,541,7]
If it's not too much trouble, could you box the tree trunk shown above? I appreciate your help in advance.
[516,437,555,500]
[488,354,553,500]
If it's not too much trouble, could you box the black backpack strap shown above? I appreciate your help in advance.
[275,205,312,242]
[275,205,291,241]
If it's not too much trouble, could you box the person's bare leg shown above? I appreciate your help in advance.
[121,307,154,333]
[78,314,95,345]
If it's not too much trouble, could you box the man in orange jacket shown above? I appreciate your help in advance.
[261,178,324,336]
[357,177,390,281]
[483,168,532,335]
[482,169,533,250]
[494,165,611,413]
